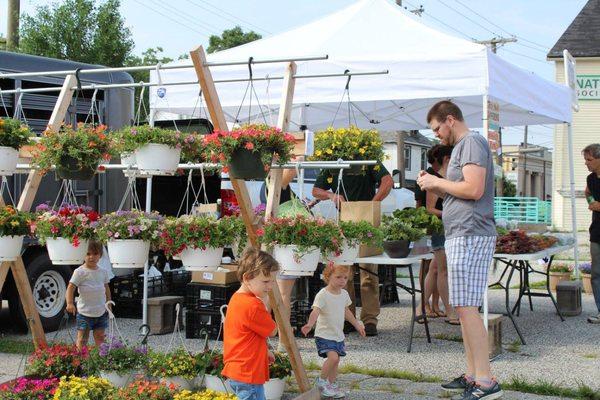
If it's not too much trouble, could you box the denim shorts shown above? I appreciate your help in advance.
[76,312,108,331]
[315,337,346,358]
[228,379,266,400]
[431,233,446,251]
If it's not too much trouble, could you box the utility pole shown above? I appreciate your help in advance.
[475,37,517,197]
[7,0,21,51]
[522,125,528,196]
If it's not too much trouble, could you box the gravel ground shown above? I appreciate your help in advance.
[1,263,598,397]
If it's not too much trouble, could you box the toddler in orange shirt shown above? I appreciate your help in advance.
[223,248,279,400]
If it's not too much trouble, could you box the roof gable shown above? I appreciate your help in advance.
[548,0,600,58]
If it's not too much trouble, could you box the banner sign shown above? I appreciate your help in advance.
[487,99,500,155]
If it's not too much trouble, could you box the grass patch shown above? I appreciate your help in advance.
[489,284,503,290]
[510,280,547,290]
[337,363,441,383]
[506,339,521,353]
[505,376,600,400]
[433,333,463,343]
[582,353,598,359]
[396,273,410,279]
[350,381,360,390]
[378,383,402,393]
[305,360,320,371]
[0,337,35,355]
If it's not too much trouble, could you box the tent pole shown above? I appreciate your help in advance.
[140,176,153,335]
[567,122,580,277]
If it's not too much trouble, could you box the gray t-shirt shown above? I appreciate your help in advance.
[442,132,497,239]
[70,265,110,318]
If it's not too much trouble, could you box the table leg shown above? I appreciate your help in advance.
[525,262,534,312]
[408,263,430,353]
[505,261,526,344]
[545,256,565,322]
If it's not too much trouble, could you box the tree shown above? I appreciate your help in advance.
[207,26,262,53]
[499,177,517,197]
[19,0,134,67]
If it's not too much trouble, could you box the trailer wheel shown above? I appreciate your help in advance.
[7,253,72,333]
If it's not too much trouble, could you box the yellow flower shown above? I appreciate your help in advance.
[315,150,322,156]
[10,220,19,227]
[327,177,333,184]
[326,148,333,154]
[359,148,366,154]
[374,165,381,171]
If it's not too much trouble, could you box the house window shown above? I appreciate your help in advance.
[404,145,411,171]
[421,148,428,170]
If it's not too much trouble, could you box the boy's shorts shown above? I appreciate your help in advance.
[315,337,346,358]
[228,379,266,400]
[76,312,108,331]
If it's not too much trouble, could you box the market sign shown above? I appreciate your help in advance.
[576,75,600,101]
[486,99,501,155]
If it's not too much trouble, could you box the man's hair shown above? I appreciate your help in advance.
[236,247,279,281]
[582,143,600,159]
[87,240,103,256]
[426,100,464,124]
[322,264,351,283]
[427,144,454,165]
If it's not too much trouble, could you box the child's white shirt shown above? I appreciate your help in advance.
[312,287,351,342]
[70,265,110,318]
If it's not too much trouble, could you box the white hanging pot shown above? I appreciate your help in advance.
[330,241,360,265]
[180,247,223,271]
[46,237,89,265]
[100,371,135,388]
[264,378,287,400]
[134,144,181,175]
[120,152,136,166]
[204,374,233,393]
[273,245,320,276]
[160,376,193,391]
[193,374,206,390]
[0,147,18,176]
[0,235,24,261]
[107,239,150,269]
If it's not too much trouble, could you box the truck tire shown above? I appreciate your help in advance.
[7,252,72,333]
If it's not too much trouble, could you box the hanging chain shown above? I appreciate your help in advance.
[118,175,142,211]
[52,180,79,209]
[0,176,16,206]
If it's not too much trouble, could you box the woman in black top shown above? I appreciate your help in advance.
[583,144,600,324]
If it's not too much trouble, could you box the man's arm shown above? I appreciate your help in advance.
[418,164,486,201]
[372,175,393,201]
[312,187,345,204]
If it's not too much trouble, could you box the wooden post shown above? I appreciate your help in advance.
[189,47,316,398]
[0,74,76,348]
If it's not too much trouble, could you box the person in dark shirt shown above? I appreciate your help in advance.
[583,143,600,324]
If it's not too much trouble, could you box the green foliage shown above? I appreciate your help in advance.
[0,118,33,149]
[19,0,133,67]
[381,216,424,242]
[113,125,191,153]
[339,220,383,247]
[95,210,164,243]
[391,207,443,234]
[219,216,248,255]
[147,349,197,379]
[269,352,292,379]
[207,26,262,53]
[501,177,517,197]
[0,206,32,237]
[87,338,147,375]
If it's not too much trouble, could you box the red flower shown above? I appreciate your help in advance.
[245,142,254,151]
[256,228,264,236]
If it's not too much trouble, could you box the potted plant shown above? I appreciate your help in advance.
[578,262,592,294]
[88,337,147,388]
[0,118,33,176]
[325,220,383,265]
[309,125,385,175]
[114,380,177,400]
[204,351,233,393]
[259,216,343,276]
[220,215,248,260]
[95,209,163,268]
[381,215,425,258]
[32,124,113,180]
[53,376,115,400]
[174,389,238,400]
[33,204,99,265]
[548,264,573,292]
[0,377,59,400]
[115,125,189,175]
[159,215,233,271]
[0,205,32,261]
[25,343,89,378]
[390,207,443,254]
[264,352,292,400]
[203,124,295,180]
[148,349,197,390]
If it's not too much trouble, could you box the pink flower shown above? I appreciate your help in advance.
[245,142,255,151]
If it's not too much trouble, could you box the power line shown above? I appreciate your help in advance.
[435,0,502,38]
[404,0,475,40]
[500,48,549,65]
[183,0,271,36]
[191,0,272,35]
[131,0,210,39]
[146,0,221,37]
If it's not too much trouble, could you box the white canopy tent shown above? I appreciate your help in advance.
[149,0,572,130]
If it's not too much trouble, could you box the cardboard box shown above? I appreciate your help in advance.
[191,264,239,285]
[291,131,305,156]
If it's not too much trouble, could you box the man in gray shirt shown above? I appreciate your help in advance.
[417,101,501,400]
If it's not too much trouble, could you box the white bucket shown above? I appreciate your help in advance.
[330,241,360,265]
[100,371,135,388]
[273,245,320,276]
[0,235,24,261]
[107,240,150,268]
[161,376,193,390]
[134,144,181,175]
[120,152,136,166]
[46,237,89,265]
[264,378,287,400]
[180,247,223,271]
[0,147,18,176]
[204,374,233,393]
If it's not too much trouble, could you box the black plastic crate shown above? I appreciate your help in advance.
[290,300,313,338]
[380,282,399,305]
[112,299,142,319]
[186,282,240,312]
[111,274,166,301]
[185,309,224,340]
[378,265,396,283]
[164,270,191,296]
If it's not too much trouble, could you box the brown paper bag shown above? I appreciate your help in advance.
[193,203,218,216]
[340,201,382,257]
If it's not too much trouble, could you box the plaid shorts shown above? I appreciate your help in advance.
[445,236,496,307]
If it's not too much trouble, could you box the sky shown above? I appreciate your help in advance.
[0,0,590,149]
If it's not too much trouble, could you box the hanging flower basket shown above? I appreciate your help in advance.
[99,371,136,388]
[107,239,150,269]
[266,351,291,400]
[228,147,271,179]
[160,376,194,391]
[0,205,31,261]
[0,118,33,177]
[325,221,382,264]
[134,143,181,175]
[204,374,233,393]
[0,235,25,261]
[46,237,89,265]
[180,247,223,271]
[273,245,320,276]
[120,152,136,166]
[264,378,287,400]
[56,154,98,180]
[329,241,360,265]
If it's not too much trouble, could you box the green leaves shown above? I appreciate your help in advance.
[381,216,425,242]
[207,26,262,54]
[0,118,33,150]
[391,207,443,234]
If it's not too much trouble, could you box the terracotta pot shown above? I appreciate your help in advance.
[549,271,571,292]
[582,273,593,294]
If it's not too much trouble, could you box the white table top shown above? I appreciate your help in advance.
[493,244,573,261]
[355,252,433,265]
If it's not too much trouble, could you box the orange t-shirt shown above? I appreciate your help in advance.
[222,291,277,384]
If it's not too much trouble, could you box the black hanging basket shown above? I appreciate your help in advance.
[228,148,270,180]
[55,154,97,181]
[383,240,411,258]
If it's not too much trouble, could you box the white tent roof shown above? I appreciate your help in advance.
[150,0,571,130]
